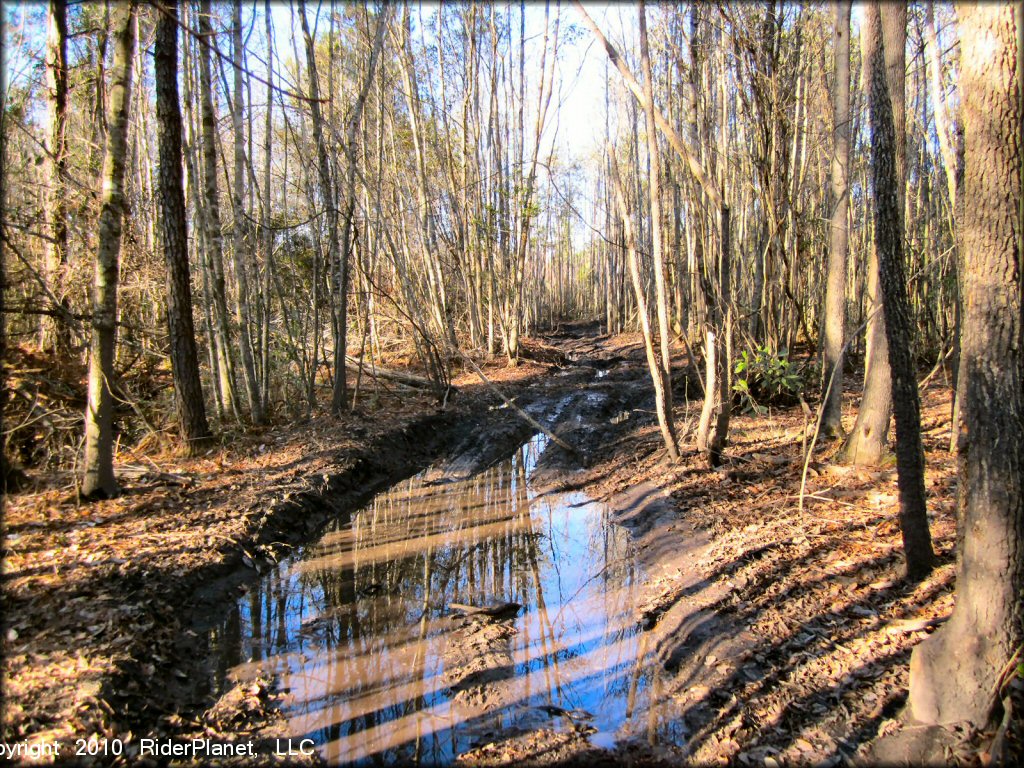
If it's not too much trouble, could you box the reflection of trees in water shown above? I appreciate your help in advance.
[215,437,659,763]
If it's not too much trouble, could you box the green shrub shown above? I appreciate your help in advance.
[733,346,804,414]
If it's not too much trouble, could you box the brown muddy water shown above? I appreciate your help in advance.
[210,435,686,765]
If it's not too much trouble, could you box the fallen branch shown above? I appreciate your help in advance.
[884,615,948,635]
[115,464,193,486]
[455,352,580,458]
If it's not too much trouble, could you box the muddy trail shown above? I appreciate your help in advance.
[3,324,664,762]
[4,323,973,766]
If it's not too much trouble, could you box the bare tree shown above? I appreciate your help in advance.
[297,0,343,414]
[863,1,935,580]
[821,0,851,438]
[841,2,906,465]
[41,0,71,354]
[230,0,264,423]
[198,0,239,419]
[82,0,137,499]
[609,145,679,461]
[576,2,730,464]
[637,0,680,460]
[154,0,212,455]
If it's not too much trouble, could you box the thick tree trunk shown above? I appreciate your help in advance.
[42,0,71,354]
[910,2,1022,727]
[821,0,851,438]
[864,2,935,580]
[82,1,137,499]
[154,0,212,456]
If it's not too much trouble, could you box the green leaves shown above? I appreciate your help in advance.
[733,346,804,414]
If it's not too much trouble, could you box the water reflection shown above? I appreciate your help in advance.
[211,435,685,765]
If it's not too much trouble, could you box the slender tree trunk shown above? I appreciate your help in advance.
[638,1,679,460]
[610,149,678,461]
[910,2,1022,726]
[82,0,137,499]
[821,0,851,438]
[42,0,71,353]
[925,4,958,212]
[297,0,343,413]
[708,206,732,466]
[198,0,238,419]
[154,0,212,456]
[841,2,907,465]
[230,0,263,424]
[864,2,935,580]
[260,0,274,410]
[334,8,388,410]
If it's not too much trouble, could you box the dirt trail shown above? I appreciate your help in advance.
[3,324,973,765]
[450,324,967,766]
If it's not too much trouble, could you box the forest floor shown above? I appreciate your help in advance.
[3,323,1016,766]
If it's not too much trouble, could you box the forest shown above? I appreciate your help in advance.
[1,1,1021,766]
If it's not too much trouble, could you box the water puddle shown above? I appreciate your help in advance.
[210,435,684,765]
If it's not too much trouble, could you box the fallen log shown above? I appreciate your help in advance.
[344,355,445,392]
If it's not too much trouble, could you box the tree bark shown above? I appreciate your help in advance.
[198,0,238,419]
[230,0,263,424]
[708,206,732,466]
[609,148,679,461]
[82,0,137,499]
[864,2,935,580]
[155,0,212,456]
[638,0,680,460]
[297,0,343,414]
[841,2,906,466]
[821,0,851,438]
[42,0,71,354]
[910,1,1022,726]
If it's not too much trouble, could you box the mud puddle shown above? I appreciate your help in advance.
[208,434,686,765]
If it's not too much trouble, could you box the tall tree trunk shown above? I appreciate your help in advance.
[198,0,238,419]
[821,0,851,438]
[42,0,71,354]
[925,4,959,212]
[82,0,137,499]
[864,2,935,580]
[575,1,729,462]
[230,0,263,424]
[841,2,907,465]
[297,0,343,414]
[260,0,274,410]
[708,206,733,466]
[155,0,212,455]
[638,0,679,460]
[610,148,679,461]
[334,8,388,408]
[910,1,1022,726]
